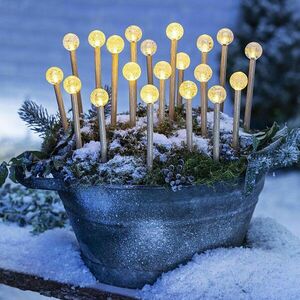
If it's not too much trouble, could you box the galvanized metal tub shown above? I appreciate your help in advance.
[17,172,265,289]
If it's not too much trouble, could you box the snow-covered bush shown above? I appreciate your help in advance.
[0,183,67,233]
[0,100,299,189]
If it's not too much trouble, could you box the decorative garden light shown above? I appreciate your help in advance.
[176,52,190,108]
[45,67,68,132]
[230,71,248,150]
[90,88,109,162]
[88,30,106,88]
[125,25,142,120]
[196,34,214,64]
[122,62,142,127]
[154,61,172,123]
[140,84,159,169]
[166,22,184,121]
[244,42,263,131]
[208,85,227,161]
[63,75,82,149]
[106,35,125,126]
[194,64,213,137]
[125,25,142,62]
[140,39,157,84]
[217,28,234,112]
[63,33,83,114]
[179,81,198,151]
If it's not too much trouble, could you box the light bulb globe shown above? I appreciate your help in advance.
[63,76,81,94]
[166,22,184,40]
[63,33,80,51]
[217,28,234,46]
[88,30,106,48]
[140,84,159,104]
[125,25,142,42]
[197,34,214,52]
[46,67,64,85]
[122,62,141,81]
[176,52,190,70]
[179,81,198,100]
[245,42,263,60]
[90,88,109,107]
[140,39,157,56]
[194,64,213,83]
[106,35,125,54]
[208,85,227,104]
[154,61,172,80]
[230,72,248,90]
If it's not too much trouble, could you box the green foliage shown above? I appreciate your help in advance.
[0,183,68,234]
[143,148,247,187]
[252,122,280,151]
[155,120,174,137]
[136,103,147,117]
[0,162,8,186]
[227,0,300,128]
[18,100,58,137]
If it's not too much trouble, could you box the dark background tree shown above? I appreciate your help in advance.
[228,0,300,129]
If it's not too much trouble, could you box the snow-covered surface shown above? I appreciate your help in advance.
[0,217,300,299]
[0,172,299,299]
[142,217,300,300]
[0,223,139,299]
[73,141,101,161]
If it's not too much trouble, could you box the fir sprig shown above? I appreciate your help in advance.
[18,100,57,137]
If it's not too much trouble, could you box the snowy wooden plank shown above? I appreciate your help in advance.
[0,267,137,300]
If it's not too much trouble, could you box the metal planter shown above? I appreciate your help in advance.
[18,173,265,289]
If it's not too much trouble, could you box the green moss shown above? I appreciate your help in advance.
[141,148,247,187]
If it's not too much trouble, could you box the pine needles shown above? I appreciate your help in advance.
[18,100,57,138]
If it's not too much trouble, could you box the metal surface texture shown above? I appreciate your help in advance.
[169,39,177,121]
[213,103,221,161]
[233,89,241,150]
[244,59,256,131]
[17,170,265,289]
[200,81,208,137]
[219,45,228,112]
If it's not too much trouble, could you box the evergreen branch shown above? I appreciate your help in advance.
[18,100,57,137]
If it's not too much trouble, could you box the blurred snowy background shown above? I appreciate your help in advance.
[0,0,299,299]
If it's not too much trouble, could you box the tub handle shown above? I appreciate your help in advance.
[244,127,300,195]
[15,167,67,191]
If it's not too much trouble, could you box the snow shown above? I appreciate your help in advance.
[141,217,300,300]
[0,224,138,299]
[153,130,210,155]
[99,154,147,184]
[72,141,101,161]
[1,216,300,299]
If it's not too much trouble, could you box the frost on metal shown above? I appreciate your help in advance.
[245,127,300,194]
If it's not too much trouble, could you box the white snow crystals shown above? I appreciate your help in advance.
[73,141,101,161]
[142,217,300,300]
[99,155,147,184]
[0,217,300,299]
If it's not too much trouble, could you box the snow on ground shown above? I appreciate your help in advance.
[141,218,300,300]
[0,216,300,299]
[0,223,138,299]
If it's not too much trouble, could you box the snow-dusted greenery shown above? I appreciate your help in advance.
[0,183,67,233]
[0,100,299,190]
[228,0,300,128]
